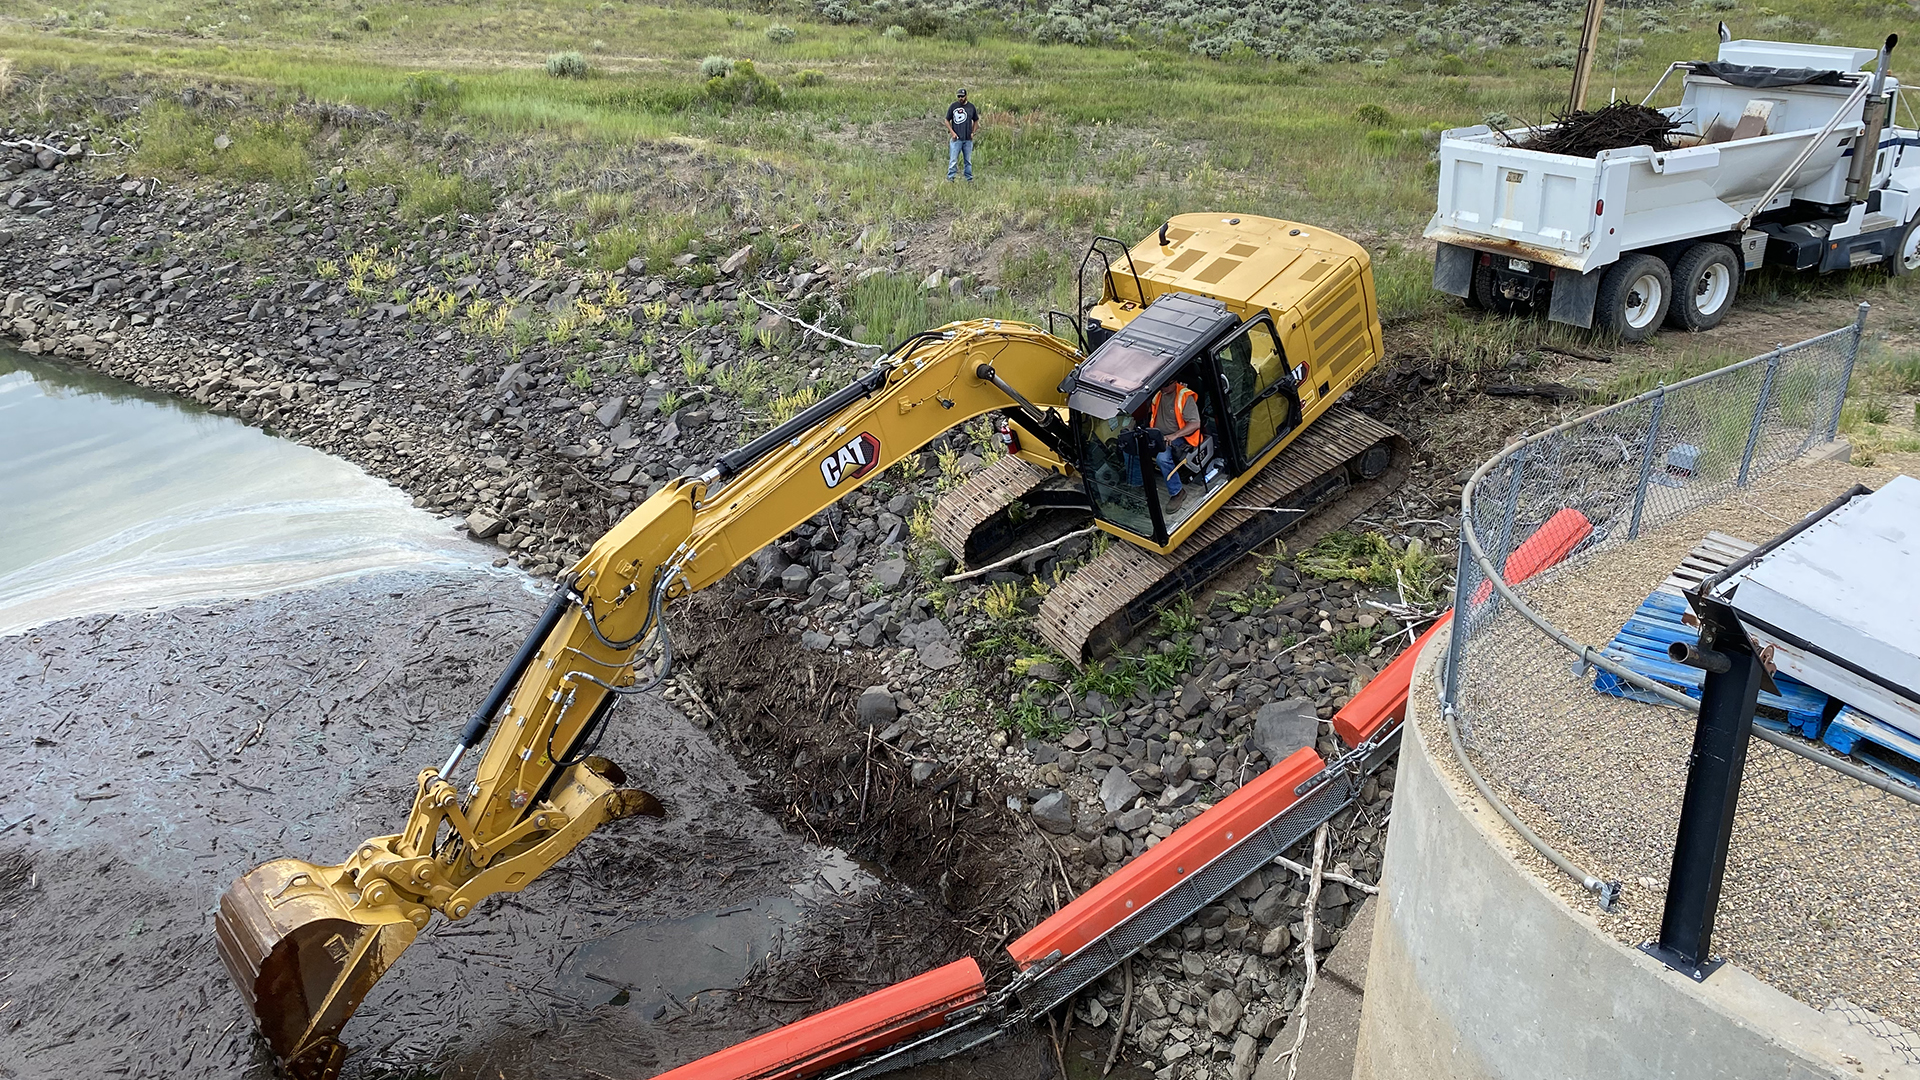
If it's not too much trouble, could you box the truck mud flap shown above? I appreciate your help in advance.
[1548,265,1603,329]
[1433,242,1476,298]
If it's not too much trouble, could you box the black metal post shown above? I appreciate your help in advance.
[1641,595,1763,981]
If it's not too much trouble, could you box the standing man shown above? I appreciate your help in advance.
[946,87,979,182]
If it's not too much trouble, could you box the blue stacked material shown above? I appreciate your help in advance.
[1594,588,1830,736]
[1822,706,1920,789]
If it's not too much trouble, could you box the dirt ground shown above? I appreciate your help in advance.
[0,569,1052,1080]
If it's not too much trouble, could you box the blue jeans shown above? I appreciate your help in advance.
[948,138,973,180]
[1155,448,1183,496]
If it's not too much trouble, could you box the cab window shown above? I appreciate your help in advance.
[1212,318,1298,463]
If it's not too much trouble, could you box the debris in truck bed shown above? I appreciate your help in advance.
[1504,101,1683,158]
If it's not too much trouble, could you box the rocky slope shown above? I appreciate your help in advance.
[1,123,1447,1079]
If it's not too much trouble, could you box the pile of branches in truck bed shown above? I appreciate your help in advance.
[1502,100,1682,157]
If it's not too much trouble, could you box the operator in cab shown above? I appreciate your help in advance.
[1150,380,1203,497]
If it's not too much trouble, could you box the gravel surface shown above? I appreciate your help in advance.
[1443,457,1920,1038]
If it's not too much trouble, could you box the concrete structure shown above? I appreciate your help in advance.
[1254,897,1376,1080]
[1353,628,1916,1080]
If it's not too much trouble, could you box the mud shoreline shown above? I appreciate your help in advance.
[0,570,1054,1079]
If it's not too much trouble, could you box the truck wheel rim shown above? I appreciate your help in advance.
[1693,263,1730,315]
[1625,275,1663,330]
[1903,227,1920,272]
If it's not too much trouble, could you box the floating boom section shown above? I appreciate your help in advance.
[1006,745,1341,1012]
[651,958,986,1080]
[1470,507,1594,605]
[1332,613,1452,750]
[1337,506,1594,748]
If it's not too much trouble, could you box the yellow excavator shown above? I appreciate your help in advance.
[215,213,1409,1077]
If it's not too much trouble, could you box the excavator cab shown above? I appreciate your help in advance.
[1063,292,1302,550]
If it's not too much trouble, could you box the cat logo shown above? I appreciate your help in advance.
[820,432,881,488]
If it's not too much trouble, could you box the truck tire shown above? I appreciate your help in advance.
[1595,254,1671,343]
[1892,216,1920,277]
[1667,243,1739,331]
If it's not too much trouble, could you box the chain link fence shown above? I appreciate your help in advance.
[1437,303,1920,1063]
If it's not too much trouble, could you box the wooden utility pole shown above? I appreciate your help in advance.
[1568,0,1607,113]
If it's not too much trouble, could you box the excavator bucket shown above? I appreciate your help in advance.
[214,857,419,1080]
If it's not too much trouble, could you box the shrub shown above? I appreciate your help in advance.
[401,71,461,114]
[397,167,493,222]
[897,3,945,36]
[794,68,827,87]
[764,22,796,43]
[546,51,589,78]
[705,59,783,107]
[1007,53,1034,76]
[881,24,907,40]
[699,54,734,79]
[1355,103,1391,128]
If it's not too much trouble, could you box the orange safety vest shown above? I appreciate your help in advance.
[1151,384,1202,448]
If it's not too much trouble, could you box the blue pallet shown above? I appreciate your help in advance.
[1593,588,1830,736]
[1822,706,1920,789]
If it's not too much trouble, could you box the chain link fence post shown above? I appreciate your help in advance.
[1737,348,1783,489]
[1824,301,1871,441]
[1442,537,1469,709]
[1627,388,1665,541]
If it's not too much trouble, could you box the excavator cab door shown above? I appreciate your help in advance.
[1208,314,1302,471]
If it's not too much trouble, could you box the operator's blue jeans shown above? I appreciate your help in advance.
[948,139,973,180]
[1156,447,1183,496]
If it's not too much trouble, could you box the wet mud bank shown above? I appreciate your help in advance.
[0,571,1043,1080]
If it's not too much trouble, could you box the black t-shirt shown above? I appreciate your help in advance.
[947,100,979,140]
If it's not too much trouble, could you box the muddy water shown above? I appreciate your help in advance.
[0,347,501,636]
[0,356,1053,1079]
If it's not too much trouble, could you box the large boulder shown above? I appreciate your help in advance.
[857,686,897,728]
[1251,698,1319,764]
[1030,790,1073,834]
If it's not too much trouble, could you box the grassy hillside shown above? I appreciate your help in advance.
[0,0,1912,325]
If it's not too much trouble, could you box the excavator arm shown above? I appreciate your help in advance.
[214,320,1085,1078]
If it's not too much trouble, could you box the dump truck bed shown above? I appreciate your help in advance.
[1427,41,1886,272]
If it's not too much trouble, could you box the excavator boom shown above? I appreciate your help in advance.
[217,214,1410,1074]
[214,321,1085,1076]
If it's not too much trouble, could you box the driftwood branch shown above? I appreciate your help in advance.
[943,526,1097,583]
[1284,824,1330,1080]
[1271,853,1378,895]
[1102,957,1133,1076]
[745,293,880,351]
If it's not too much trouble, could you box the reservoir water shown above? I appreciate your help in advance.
[0,346,506,635]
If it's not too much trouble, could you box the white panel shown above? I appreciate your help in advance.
[1716,475,1920,715]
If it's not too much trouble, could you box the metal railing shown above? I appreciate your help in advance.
[1438,303,1920,1061]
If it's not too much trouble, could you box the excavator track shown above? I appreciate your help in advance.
[1036,407,1409,661]
[931,455,1090,567]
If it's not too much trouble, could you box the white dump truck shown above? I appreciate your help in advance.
[1427,34,1917,340]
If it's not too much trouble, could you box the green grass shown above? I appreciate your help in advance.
[1595,342,1754,402]
[1296,530,1443,601]
[4,0,1912,330]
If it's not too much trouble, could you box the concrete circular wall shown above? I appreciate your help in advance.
[1352,628,1915,1080]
